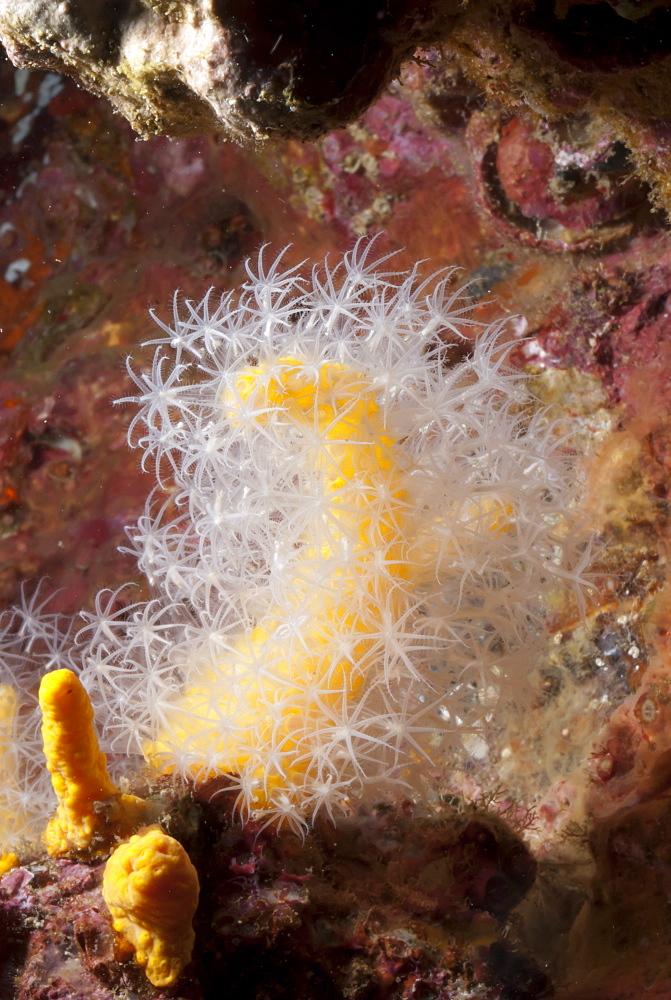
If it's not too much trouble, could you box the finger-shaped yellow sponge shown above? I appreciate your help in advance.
[102,825,199,987]
[39,669,146,856]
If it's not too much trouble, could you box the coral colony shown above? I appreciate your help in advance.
[0,241,592,853]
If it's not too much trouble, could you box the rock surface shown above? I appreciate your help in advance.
[0,0,456,141]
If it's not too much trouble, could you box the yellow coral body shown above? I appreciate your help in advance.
[0,683,27,847]
[102,825,199,987]
[39,669,146,856]
[0,684,19,783]
[0,852,18,877]
[145,358,512,813]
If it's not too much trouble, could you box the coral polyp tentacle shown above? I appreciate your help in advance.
[145,350,523,818]
[0,241,592,844]
[145,358,417,804]
[127,243,591,831]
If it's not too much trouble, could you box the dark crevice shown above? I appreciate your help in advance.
[215,0,398,106]
[520,2,671,71]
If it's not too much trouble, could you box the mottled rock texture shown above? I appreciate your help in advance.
[0,800,545,1000]
[0,0,457,141]
[446,0,671,215]
[6,0,671,216]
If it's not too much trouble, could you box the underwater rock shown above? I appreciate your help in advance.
[466,109,660,251]
[0,799,545,999]
[0,0,457,141]
[442,0,671,215]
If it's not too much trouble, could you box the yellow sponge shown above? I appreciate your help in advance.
[102,825,199,987]
[39,669,146,856]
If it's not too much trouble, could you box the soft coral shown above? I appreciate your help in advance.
[0,241,593,843]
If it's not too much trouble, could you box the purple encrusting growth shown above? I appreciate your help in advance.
[0,798,548,1000]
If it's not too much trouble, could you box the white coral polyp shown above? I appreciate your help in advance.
[103,240,590,831]
[0,241,592,844]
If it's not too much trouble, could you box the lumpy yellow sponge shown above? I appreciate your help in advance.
[102,825,199,987]
[39,669,147,856]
